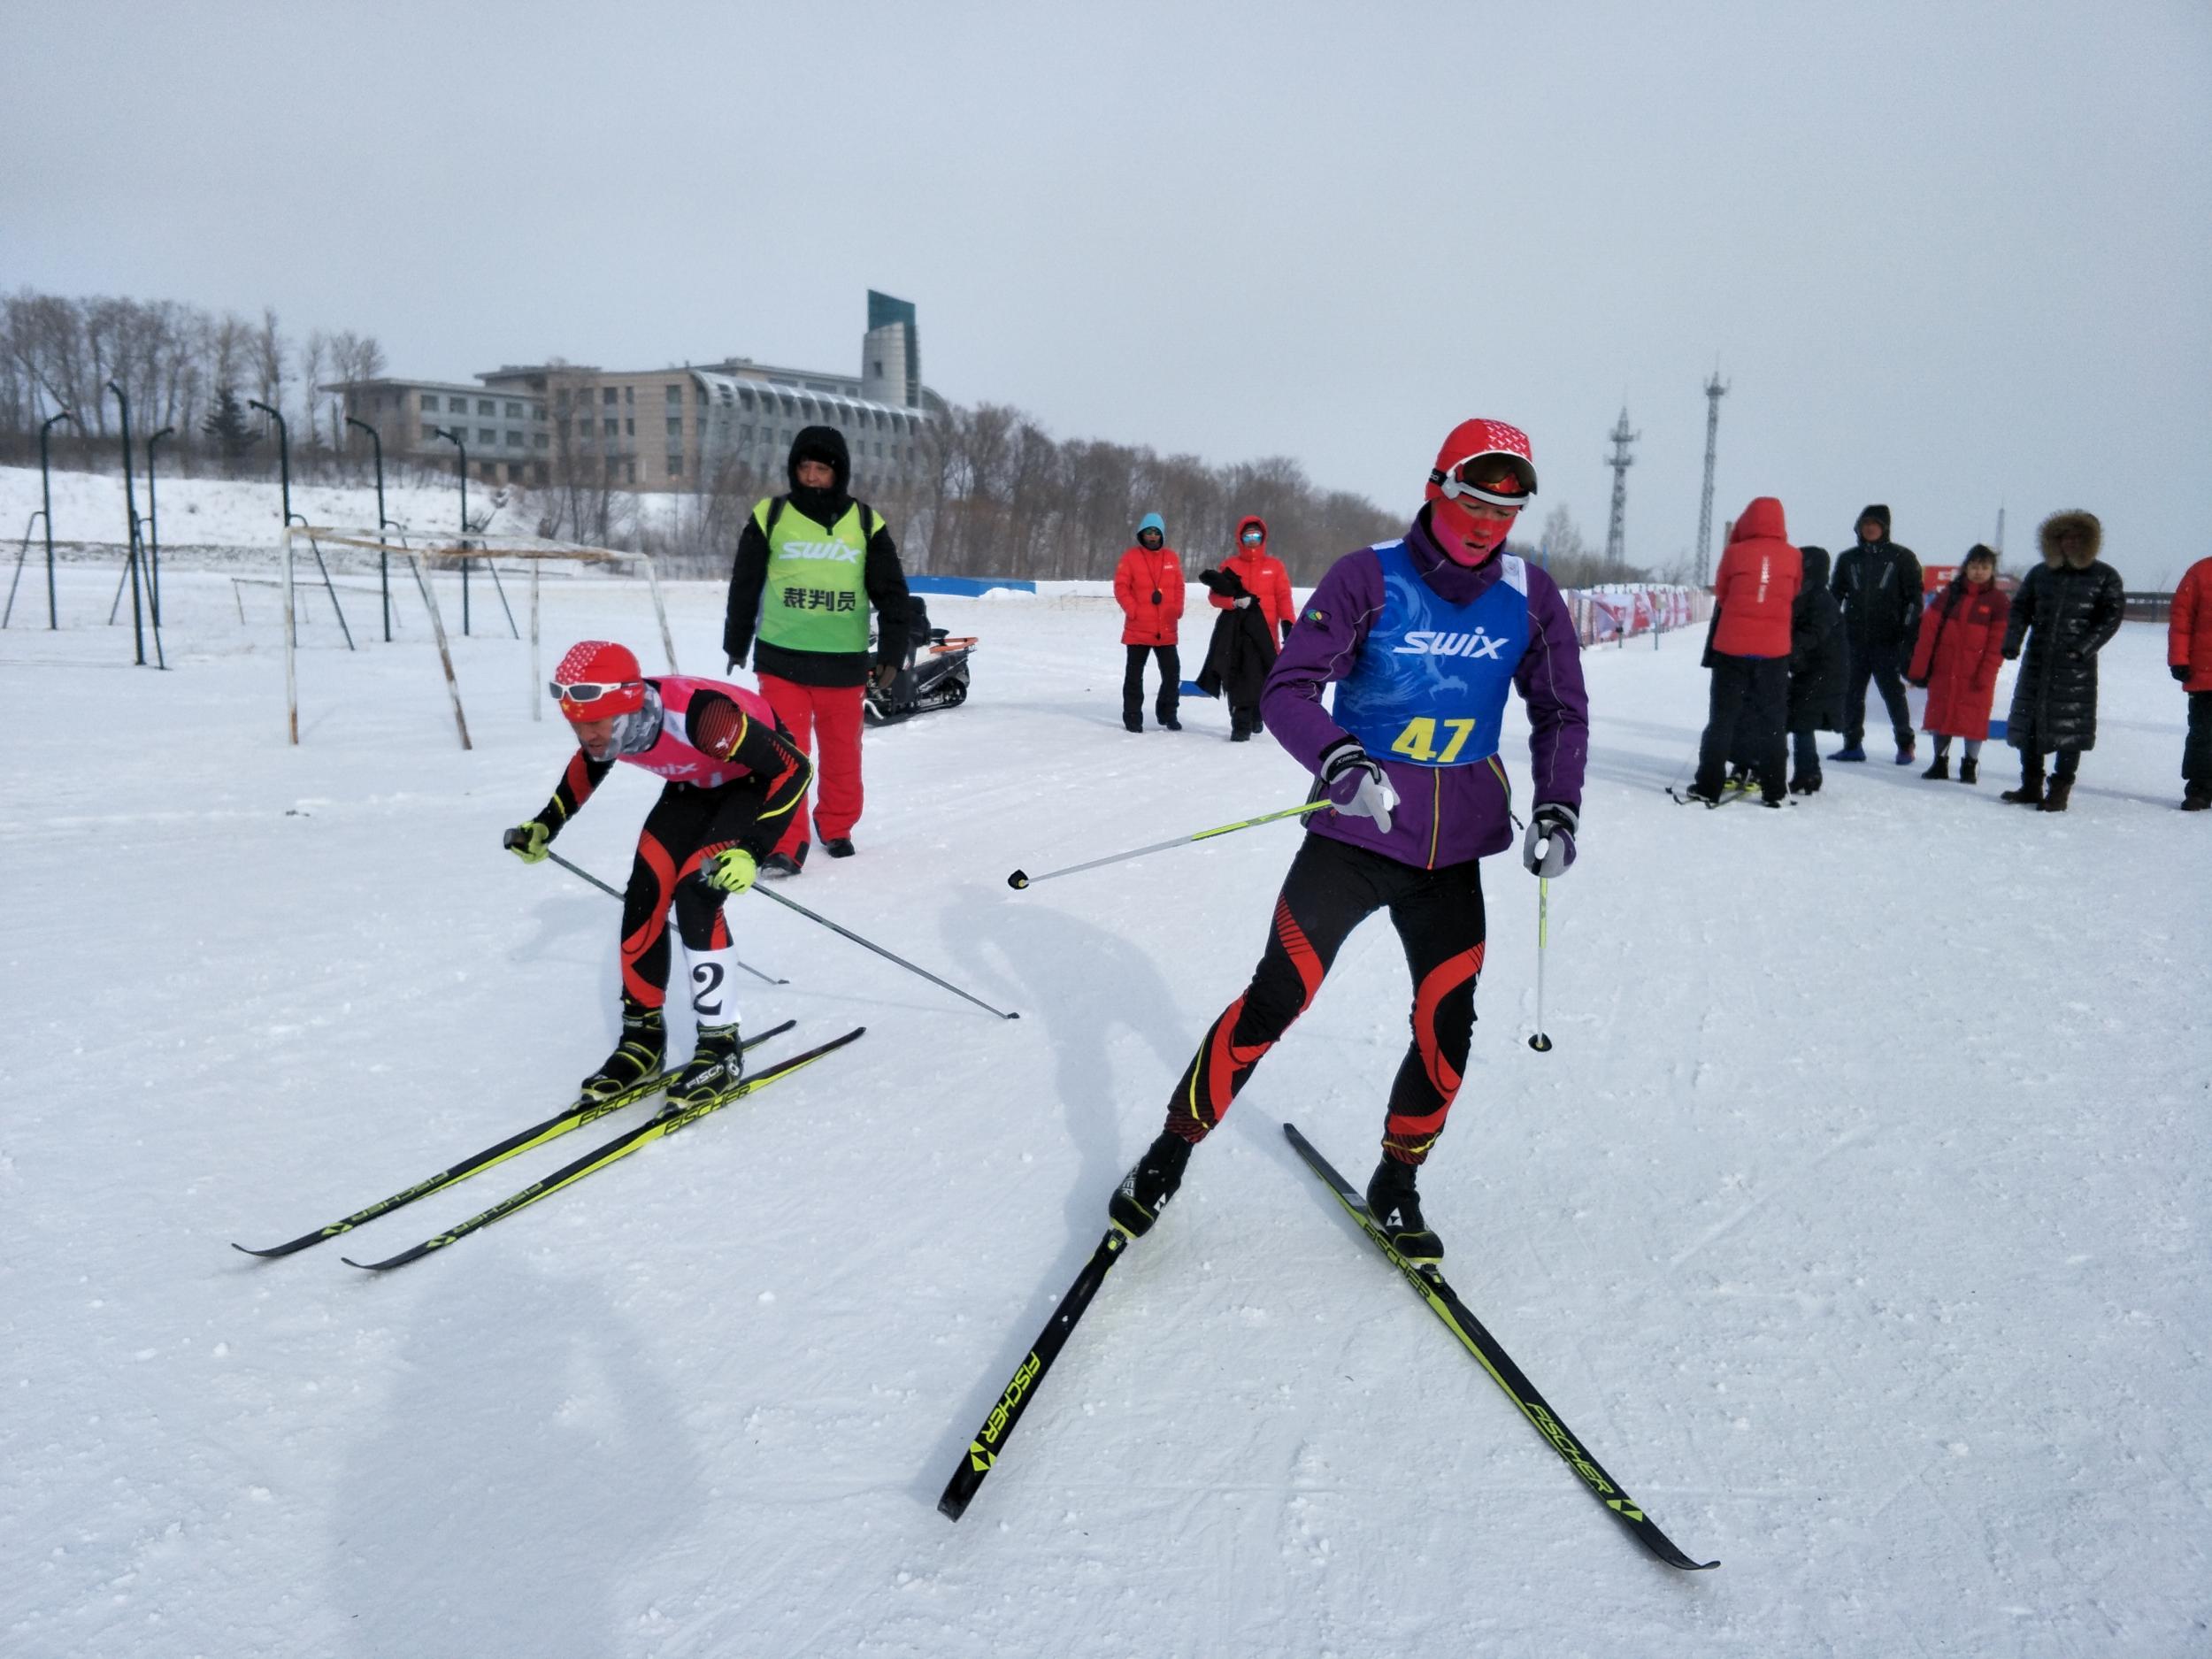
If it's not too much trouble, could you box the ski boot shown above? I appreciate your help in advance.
[1366,1156,1442,1263]
[1109,1130,1192,1239]
[581,1002,665,1103]
[669,1021,745,1109]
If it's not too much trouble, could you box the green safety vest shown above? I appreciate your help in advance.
[756,496,877,654]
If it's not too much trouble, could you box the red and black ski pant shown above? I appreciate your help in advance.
[619,780,772,1010]
[1160,833,1486,1165]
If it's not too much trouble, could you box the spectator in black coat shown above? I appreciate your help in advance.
[2000,511,2124,813]
[1786,547,1847,793]
[1830,504,1924,764]
[1195,565,1279,741]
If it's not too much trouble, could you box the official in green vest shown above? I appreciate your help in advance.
[723,425,911,874]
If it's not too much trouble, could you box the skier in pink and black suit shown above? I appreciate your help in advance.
[1109,419,1588,1261]
[503,641,812,1110]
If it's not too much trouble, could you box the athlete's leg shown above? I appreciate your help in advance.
[619,786,714,1010]
[1379,858,1486,1165]
[1158,835,1388,1146]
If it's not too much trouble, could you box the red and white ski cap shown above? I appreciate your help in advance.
[550,639,646,721]
[1427,418,1539,506]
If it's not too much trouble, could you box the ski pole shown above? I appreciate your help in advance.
[1008,799,1333,890]
[748,884,1019,1021]
[1527,875,1554,1053]
[539,848,787,986]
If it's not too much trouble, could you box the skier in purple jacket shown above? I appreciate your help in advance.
[1110,419,1589,1261]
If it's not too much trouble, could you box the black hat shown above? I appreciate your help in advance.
[787,425,850,497]
[1855,504,1891,540]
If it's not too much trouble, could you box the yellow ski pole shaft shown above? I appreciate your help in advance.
[1007,799,1333,890]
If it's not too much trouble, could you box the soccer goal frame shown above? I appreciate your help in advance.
[279,525,679,749]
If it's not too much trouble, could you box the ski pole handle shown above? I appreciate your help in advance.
[1009,798,1333,890]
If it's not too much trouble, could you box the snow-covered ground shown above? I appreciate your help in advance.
[3,563,2206,1658]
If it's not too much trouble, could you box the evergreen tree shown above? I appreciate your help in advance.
[202,384,259,474]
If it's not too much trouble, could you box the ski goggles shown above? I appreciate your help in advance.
[1240,528,1264,544]
[548,678,639,706]
[1432,455,1536,509]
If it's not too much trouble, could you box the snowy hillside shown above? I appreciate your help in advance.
[2,565,2206,1657]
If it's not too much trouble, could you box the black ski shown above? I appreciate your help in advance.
[337,1027,862,1271]
[1284,1122,1718,1571]
[938,1227,1130,1521]
[233,1020,797,1258]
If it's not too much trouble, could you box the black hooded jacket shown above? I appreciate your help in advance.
[1788,546,1848,730]
[2004,511,2124,752]
[723,425,910,687]
[1830,503,1924,649]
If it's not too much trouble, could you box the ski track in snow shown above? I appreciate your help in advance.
[2,563,2207,1657]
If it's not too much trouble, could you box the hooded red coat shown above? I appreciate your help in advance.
[1709,498,1802,658]
[1909,578,2011,740]
[1114,543,1186,645]
[1212,517,1296,636]
[2170,557,2212,694]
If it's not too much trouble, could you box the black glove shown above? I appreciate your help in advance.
[2002,647,2020,661]
[2175,664,2193,683]
[1522,803,1578,878]
[1909,676,1929,690]
[1279,619,1294,646]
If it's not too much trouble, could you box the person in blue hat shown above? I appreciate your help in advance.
[1113,511,1187,732]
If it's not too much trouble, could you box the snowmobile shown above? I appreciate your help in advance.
[864,597,976,726]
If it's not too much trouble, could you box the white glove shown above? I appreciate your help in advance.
[1320,740,1398,833]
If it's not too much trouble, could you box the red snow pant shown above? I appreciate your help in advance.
[757,674,866,856]
[1160,833,1486,1166]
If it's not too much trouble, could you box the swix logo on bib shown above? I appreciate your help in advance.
[1331,541,1531,768]
[778,539,862,565]
[1395,629,1512,660]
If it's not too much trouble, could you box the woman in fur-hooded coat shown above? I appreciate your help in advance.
[2002,511,2124,754]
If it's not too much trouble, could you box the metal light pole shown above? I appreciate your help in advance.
[40,409,77,629]
[107,380,152,666]
[346,414,394,640]
[146,426,174,628]
[1694,372,1730,588]
[256,399,354,649]
[434,426,471,634]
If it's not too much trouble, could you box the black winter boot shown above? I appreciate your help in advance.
[1110,1131,1193,1238]
[2182,787,2209,812]
[1366,1156,1443,1263]
[1960,757,1979,786]
[2001,769,2045,806]
[1123,712,1144,734]
[1922,755,1950,780]
[2039,776,2074,813]
[669,1021,744,1108]
[581,1002,666,1102]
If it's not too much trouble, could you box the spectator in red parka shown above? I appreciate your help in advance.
[1908,544,2010,785]
[1213,516,1297,641]
[2170,554,2212,810]
[1686,497,1802,806]
[1114,511,1186,733]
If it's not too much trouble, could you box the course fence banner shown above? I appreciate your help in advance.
[1565,583,1709,648]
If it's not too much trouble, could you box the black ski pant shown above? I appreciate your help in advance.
[1159,833,1486,1166]
[1122,643,1180,726]
[1843,635,1914,749]
[2185,691,2212,787]
[1694,655,1788,801]
[618,780,772,1010]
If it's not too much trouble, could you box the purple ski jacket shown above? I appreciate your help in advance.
[1260,508,1589,869]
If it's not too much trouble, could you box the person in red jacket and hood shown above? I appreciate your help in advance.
[1686,498,1801,806]
[1199,517,1296,739]
[1113,511,1185,732]
[2170,553,2212,810]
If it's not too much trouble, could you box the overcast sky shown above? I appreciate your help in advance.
[8,1,2208,582]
